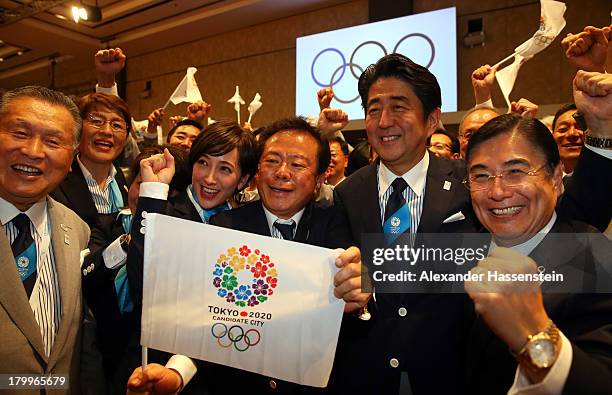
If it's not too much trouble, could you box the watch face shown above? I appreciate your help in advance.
[528,339,556,368]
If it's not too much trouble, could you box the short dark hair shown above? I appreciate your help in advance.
[328,136,349,156]
[258,116,330,176]
[1,85,82,146]
[427,129,459,154]
[77,92,131,134]
[188,119,258,190]
[552,103,577,131]
[166,119,203,142]
[358,53,441,119]
[131,145,190,193]
[466,114,560,175]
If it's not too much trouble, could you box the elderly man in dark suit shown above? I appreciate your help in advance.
[331,55,612,394]
[0,86,90,394]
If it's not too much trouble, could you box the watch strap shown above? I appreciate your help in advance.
[585,134,612,149]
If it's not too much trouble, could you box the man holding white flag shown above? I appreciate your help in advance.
[127,117,370,394]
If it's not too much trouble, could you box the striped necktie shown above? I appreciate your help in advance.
[274,220,296,241]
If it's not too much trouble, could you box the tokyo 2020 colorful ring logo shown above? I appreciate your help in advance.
[213,245,278,307]
[211,323,261,351]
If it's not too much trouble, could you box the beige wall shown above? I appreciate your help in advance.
[22,0,611,124]
[124,0,368,127]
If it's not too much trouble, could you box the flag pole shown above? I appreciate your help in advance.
[142,346,148,372]
[493,52,516,69]
[247,113,253,124]
[162,98,172,111]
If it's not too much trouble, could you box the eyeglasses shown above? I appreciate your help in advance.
[86,114,127,133]
[463,164,548,191]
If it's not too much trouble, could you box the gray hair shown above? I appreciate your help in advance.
[0,85,82,147]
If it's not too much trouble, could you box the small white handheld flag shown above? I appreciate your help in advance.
[164,67,203,110]
[493,0,566,68]
[495,54,532,108]
[227,86,245,124]
[247,93,263,124]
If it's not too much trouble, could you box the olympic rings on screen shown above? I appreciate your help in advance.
[211,323,261,352]
[310,34,436,104]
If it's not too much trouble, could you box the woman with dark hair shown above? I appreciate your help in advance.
[159,119,259,223]
[121,120,258,390]
[51,92,131,229]
[127,119,258,298]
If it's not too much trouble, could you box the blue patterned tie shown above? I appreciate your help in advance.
[383,178,411,243]
[11,214,37,298]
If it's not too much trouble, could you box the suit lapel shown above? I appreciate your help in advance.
[46,199,81,369]
[294,203,313,243]
[0,231,48,361]
[62,160,97,221]
[246,201,272,237]
[360,163,384,234]
[171,191,203,223]
[418,156,463,233]
[114,163,130,204]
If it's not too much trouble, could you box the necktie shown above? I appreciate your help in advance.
[115,212,134,315]
[109,176,124,213]
[274,220,296,241]
[383,178,411,242]
[11,214,37,298]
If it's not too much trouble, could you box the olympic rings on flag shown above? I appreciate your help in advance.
[211,323,261,352]
[309,33,436,104]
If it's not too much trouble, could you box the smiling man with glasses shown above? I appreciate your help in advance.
[462,113,612,394]
[51,92,131,229]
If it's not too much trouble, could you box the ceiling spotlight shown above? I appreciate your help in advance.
[71,2,102,23]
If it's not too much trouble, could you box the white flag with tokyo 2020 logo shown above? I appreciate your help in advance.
[140,213,345,387]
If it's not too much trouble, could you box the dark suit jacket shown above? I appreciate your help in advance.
[466,219,612,395]
[50,159,129,230]
[210,200,352,250]
[81,213,138,381]
[331,155,477,395]
[330,149,612,394]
